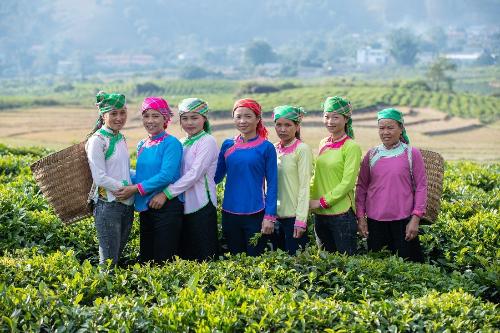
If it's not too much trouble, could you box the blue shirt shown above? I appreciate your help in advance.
[215,135,278,218]
[133,131,183,212]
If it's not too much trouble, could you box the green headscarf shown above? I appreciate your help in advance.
[88,91,127,137]
[178,97,211,134]
[377,108,410,144]
[322,96,354,138]
[273,105,306,123]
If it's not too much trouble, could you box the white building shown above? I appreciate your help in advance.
[356,47,388,65]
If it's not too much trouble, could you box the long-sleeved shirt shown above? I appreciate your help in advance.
[86,126,133,206]
[275,139,313,228]
[164,132,218,214]
[356,145,427,221]
[215,134,277,220]
[133,131,182,212]
[310,135,362,215]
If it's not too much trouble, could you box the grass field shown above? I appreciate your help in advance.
[1,106,499,161]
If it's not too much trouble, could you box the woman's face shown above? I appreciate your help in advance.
[233,107,259,136]
[103,108,127,132]
[323,112,347,136]
[180,112,205,136]
[378,118,403,147]
[275,117,298,144]
[142,109,165,136]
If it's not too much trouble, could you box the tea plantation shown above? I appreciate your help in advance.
[0,144,498,332]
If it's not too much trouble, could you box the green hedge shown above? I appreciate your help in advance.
[0,146,498,330]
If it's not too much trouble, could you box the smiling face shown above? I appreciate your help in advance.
[180,112,206,136]
[378,118,403,147]
[233,107,259,137]
[142,109,165,136]
[323,112,347,137]
[103,108,127,132]
[275,117,298,145]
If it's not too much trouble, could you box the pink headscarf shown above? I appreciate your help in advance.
[141,97,173,128]
[232,98,268,139]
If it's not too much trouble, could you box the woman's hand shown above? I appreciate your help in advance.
[261,219,275,235]
[405,215,420,241]
[357,216,369,238]
[309,200,321,210]
[149,192,167,209]
[293,226,306,239]
[113,185,138,200]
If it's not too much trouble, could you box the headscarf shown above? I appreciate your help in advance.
[88,91,127,137]
[322,96,354,139]
[377,108,410,144]
[273,105,306,123]
[178,97,211,134]
[141,97,173,129]
[232,98,268,139]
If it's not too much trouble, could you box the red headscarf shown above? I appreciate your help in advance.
[232,98,268,139]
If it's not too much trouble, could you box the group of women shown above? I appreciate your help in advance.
[86,91,427,266]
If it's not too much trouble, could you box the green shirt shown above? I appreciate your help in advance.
[276,140,313,227]
[310,137,362,215]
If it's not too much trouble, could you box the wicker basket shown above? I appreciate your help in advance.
[30,142,93,225]
[420,149,445,223]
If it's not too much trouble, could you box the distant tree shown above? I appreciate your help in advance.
[427,27,448,54]
[388,28,420,66]
[426,57,457,92]
[244,40,277,66]
[179,66,210,79]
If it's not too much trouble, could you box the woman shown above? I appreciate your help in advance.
[310,96,361,255]
[214,98,278,256]
[272,105,313,255]
[356,108,427,262]
[150,98,219,261]
[114,97,183,264]
[86,91,134,265]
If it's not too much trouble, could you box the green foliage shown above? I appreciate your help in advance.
[388,28,420,66]
[0,146,498,330]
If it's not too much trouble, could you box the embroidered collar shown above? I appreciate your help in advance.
[224,134,265,159]
[319,134,349,155]
[369,142,408,168]
[182,130,207,147]
[137,131,169,157]
[276,138,301,155]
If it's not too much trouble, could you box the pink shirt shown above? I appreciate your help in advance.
[356,146,427,221]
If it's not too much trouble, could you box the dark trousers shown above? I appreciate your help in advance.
[139,197,183,264]
[367,217,424,263]
[222,210,267,257]
[179,202,219,261]
[314,209,358,255]
[272,217,308,255]
[93,200,134,265]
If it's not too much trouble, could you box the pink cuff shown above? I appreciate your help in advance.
[137,183,146,196]
[412,210,425,218]
[294,220,307,229]
[319,197,330,209]
[264,215,276,222]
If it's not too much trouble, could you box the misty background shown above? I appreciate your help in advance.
[1,0,499,79]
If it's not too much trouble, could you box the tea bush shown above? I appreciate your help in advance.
[0,146,498,331]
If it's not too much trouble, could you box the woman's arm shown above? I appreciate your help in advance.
[164,137,218,199]
[86,136,123,191]
[214,139,231,184]
[294,144,313,229]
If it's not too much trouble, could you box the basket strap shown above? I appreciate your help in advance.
[407,145,415,192]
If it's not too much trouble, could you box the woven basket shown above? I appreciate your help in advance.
[30,142,93,225]
[420,149,445,223]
